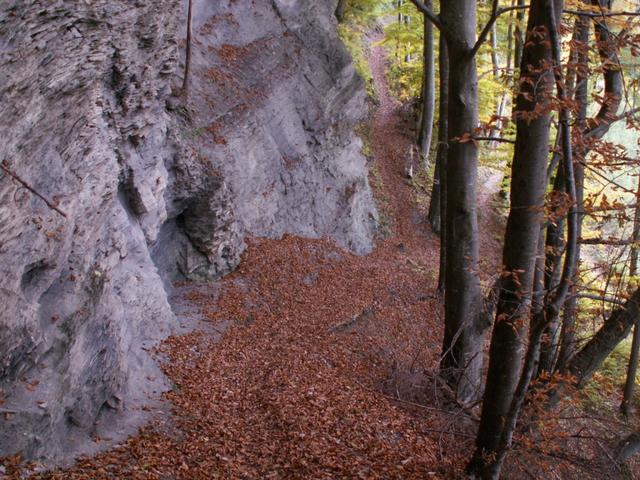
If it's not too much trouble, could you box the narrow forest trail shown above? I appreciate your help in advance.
[32,33,505,480]
[368,35,435,245]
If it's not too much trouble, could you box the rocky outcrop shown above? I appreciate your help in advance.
[179,0,377,254]
[0,0,377,465]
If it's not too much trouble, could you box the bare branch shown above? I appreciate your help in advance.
[575,293,626,306]
[408,0,442,30]
[470,3,531,58]
[475,136,516,144]
[565,9,640,18]
[579,237,636,246]
[0,161,67,218]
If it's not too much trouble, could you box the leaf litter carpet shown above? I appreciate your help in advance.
[17,35,504,480]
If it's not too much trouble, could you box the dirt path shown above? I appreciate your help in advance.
[368,36,427,243]
[367,33,502,279]
[29,33,506,480]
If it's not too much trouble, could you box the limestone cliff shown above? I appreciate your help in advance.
[0,0,376,464]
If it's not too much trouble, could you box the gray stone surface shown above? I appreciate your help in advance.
[0,0,377,465]
[170,0,378,255]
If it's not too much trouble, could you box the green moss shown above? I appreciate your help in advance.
[369,165,394,238]
[354,121,373,158]
[338,24,377,101]
[337,0,385,102]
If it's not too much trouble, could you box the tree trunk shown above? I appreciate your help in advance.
[567,289,640,389]
[428,159,441,234]
[182,0,194,95]
[487,22,506,148]
[513,0,526,73]
[428,35,449,236]
[621,320,640,417]
[437,38,449,292]
[438,0,485,406]
[469,0,564,476]
[335,0,347,23]
[498,0,526,199]
[556,0,622,373]
[536,169,567,374]
[618,432,640,461]
[621,175,640,416]
[545,288,640,410]
[418,5,436,169]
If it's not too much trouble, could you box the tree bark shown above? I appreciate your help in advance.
[618,432,640,461]
[513,0,526,71]
[537,169,567,374]
[428,158,441,234]
[469,1,565,476]
[544,288,640,412]
[438,0,485,406]
[498,0,526,199]
[335,0,347,23]
[621,320,640,417]
[436,38,449,291]
[428,35,449,236]
[567,289,640,389]
[182,0,194,95]
[556,0,622,373]
[621,175,640,416]
[418,4,436,169]
[487,21,507,147]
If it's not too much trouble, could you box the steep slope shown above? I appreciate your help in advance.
[0,0,376,464]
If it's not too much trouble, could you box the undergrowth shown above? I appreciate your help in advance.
[337,0,385,102]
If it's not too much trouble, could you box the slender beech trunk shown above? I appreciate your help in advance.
[429,38,449,293]
[554,16,590,373]
[567,289,640,389]
[537,17,588,374]
[438,0,485,406]
[536,169,567,374]
[182,0,194,94]
[556,1,622,373]
[622,303,640,417]
[429,35,449,236]
[546,288,640,410]
[469,1,564,476]
[418,4,436,169]
[621,175,640,416]
[335,0,347,22]
[428,159,441,234]
[488,24,507,147]
[498,0,520,198]
[513,0,526,72]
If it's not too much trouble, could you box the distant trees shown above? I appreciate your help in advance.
[417,1,435,169]
[405,0,640,475]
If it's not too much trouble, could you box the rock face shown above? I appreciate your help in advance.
[0,0,377,465]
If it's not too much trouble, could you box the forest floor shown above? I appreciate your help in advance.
[23,33,510,480]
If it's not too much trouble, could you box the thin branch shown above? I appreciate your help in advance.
[584,107,640,139]
[408,0,442,30]
[565,9,640,18]
[579,237,636,246]
[575,293,626,305]
[470,4,531,58]
[548,3,578,316]
[0,161,67,218]
[475,136,516,144]
[472,0,500,59]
